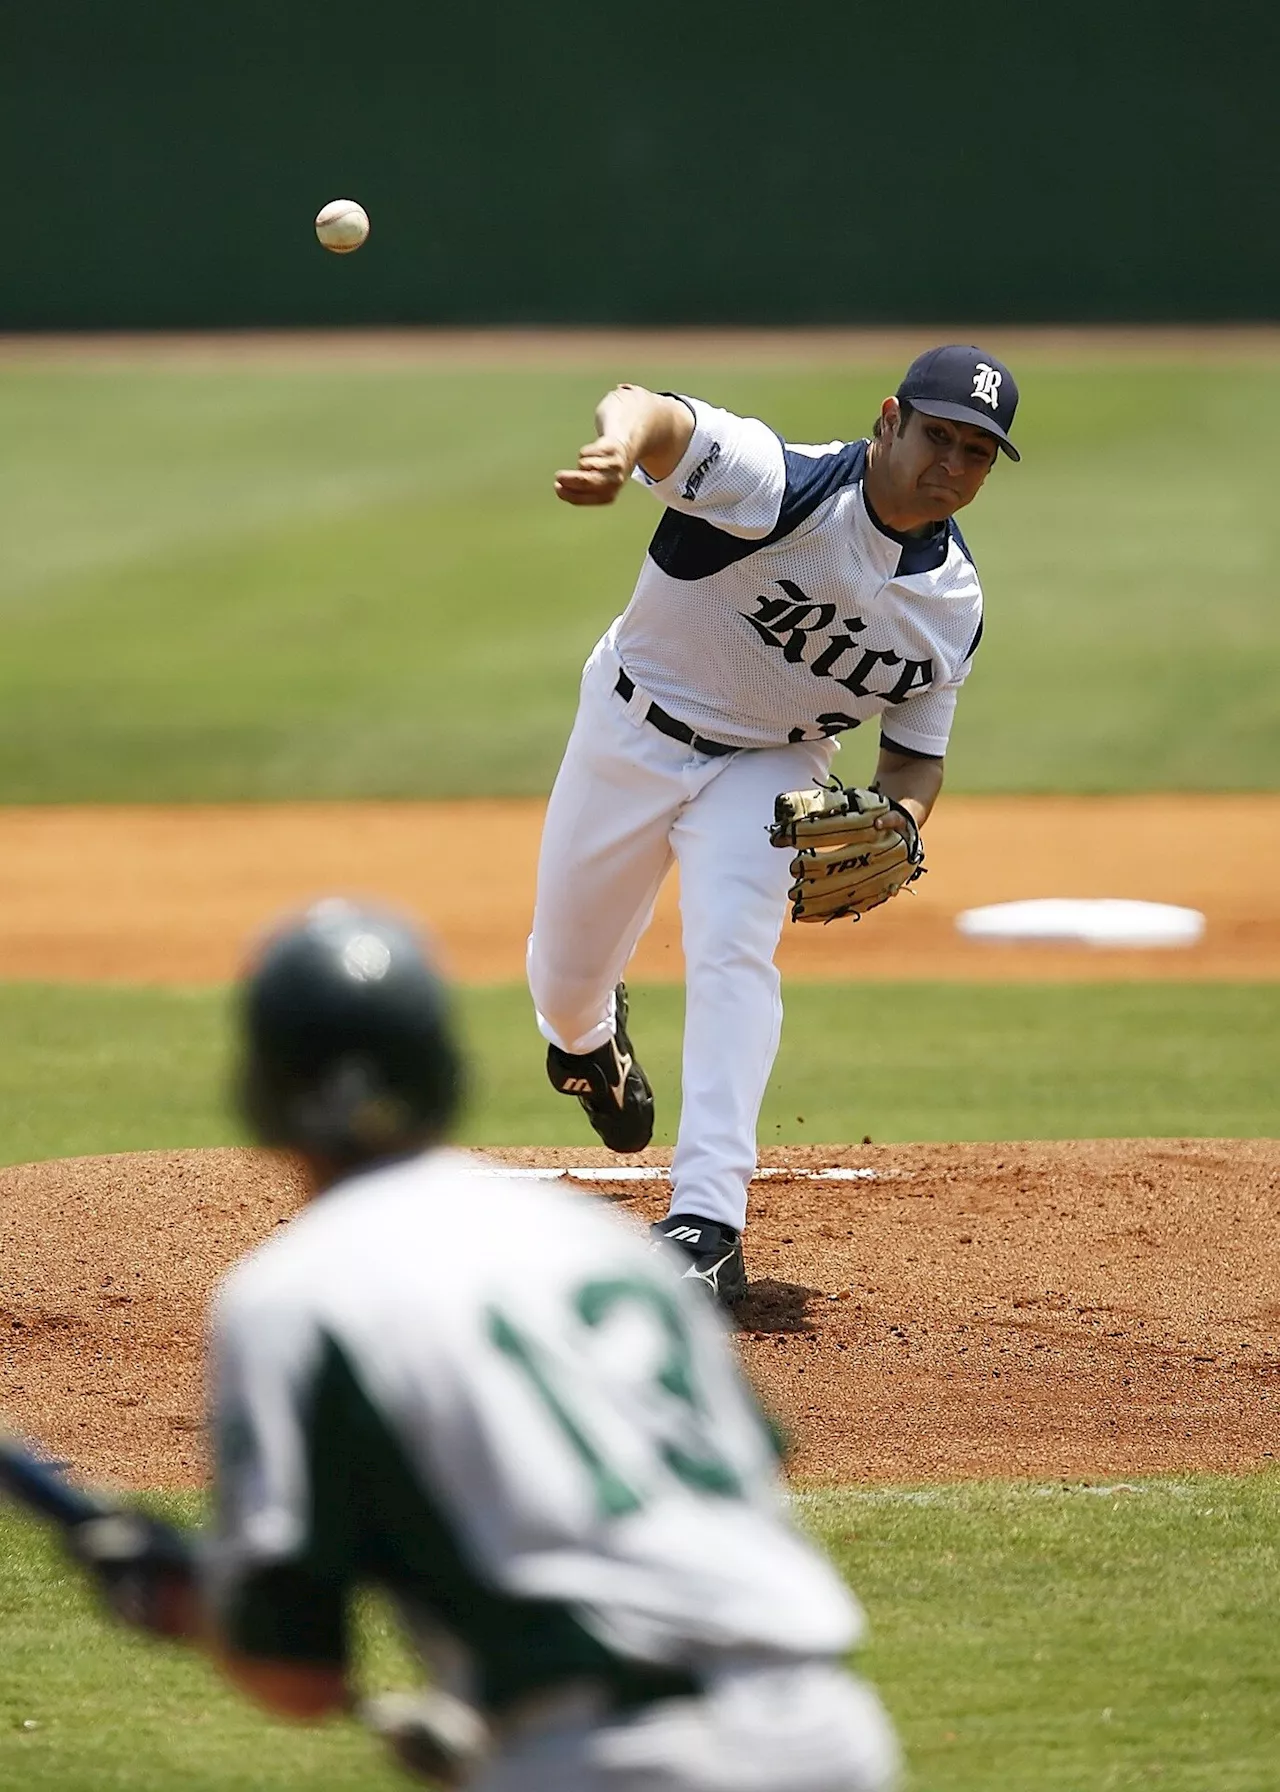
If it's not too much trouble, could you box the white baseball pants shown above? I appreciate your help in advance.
[527,636,833,1232]
[475,1662,900,1792]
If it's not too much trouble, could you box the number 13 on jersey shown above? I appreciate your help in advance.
[487,1275,755,1519]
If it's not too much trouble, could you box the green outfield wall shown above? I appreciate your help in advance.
[3,0,1275,329]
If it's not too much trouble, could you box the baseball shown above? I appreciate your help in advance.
[314,199,370,254]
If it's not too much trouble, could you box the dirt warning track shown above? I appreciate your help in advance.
[2,1139,1275,1488]
[0,795,1276,985]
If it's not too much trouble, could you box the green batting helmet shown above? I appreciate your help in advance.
[238,900,464,1164]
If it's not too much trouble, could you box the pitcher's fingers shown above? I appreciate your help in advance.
[557,467,624,494]
[578,453,627,479]
[554,476,617,504]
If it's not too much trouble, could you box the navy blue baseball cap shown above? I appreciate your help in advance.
[896,345,1020,461]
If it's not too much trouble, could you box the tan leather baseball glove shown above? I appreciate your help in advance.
[768,778,926,923]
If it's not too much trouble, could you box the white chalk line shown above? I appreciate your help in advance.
[475,1166,877,1184]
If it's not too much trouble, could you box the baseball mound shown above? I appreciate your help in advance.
[1,1139,1276,1488]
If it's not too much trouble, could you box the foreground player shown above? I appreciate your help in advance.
[65,901,898,1791]
[531,347,1020,1303]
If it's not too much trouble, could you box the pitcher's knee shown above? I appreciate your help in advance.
[528,966,611,1053]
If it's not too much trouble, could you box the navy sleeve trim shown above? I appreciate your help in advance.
[963,615,984,659]
[879,732,946,762]
[647,438,867,583]
[949,518,977,568]
[776,438,868,535]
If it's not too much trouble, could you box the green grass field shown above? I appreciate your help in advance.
[2,1478,1276,1791]
[0,979,1274,1167]
[1,344,1276,1790]
[0,353,1276,801]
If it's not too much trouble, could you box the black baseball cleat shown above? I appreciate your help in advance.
[545,983,654,1153]
[650,1214,748,1307]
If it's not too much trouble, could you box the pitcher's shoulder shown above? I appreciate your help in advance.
[648,437,868,581]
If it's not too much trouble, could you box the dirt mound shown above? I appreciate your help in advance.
[1,1140,1276,1487]
[0,1149,306,1484]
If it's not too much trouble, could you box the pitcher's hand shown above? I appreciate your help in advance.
[554,434,635,505]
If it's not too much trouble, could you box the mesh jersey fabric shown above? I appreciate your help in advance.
[618,396,985,754]
[203,1148,859,1705]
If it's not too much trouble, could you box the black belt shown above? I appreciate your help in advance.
[614,671,739,757]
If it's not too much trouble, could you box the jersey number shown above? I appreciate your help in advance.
[487,1276,741,1518]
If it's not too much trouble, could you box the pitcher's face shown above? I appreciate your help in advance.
[879,402,999,521]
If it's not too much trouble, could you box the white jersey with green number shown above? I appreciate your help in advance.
[202,1148,860,1716]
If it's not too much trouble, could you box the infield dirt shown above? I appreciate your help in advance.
[3,1139,1275,1488]
[3,324,1278,368]
[0,794,1276,985]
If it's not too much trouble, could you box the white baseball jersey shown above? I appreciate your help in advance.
[202,1149,860,1717]
[616,396,985,755]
